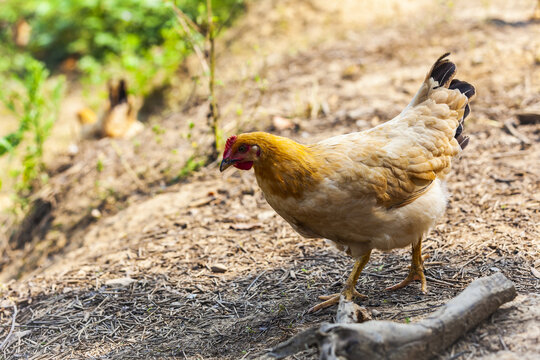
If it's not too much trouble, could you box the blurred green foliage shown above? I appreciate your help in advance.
[0,55,64,210]
[0,0,245,96]
[0,0,244,211]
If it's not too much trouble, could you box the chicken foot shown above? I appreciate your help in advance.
[308,251,371,313]
[386,237,428,293]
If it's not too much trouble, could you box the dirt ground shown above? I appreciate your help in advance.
[0,0,539,359]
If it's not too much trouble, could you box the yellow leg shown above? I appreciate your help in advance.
[386,237,428,293]
[308,250,371,313]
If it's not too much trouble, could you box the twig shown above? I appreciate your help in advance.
[491,150,529,159]
[0,302,17,350]
[498,333,508,351]
[110,140,147,192]
[503,119,531,145]
[245,270,267,294]
[457,249,498,276]
[448,351,469,360]
[215,0,245,35]
[170,2,201,33]
[425,275,461,288]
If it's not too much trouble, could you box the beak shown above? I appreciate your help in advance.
[219,158,238,172]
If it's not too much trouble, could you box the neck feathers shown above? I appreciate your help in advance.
[239,132,321,198]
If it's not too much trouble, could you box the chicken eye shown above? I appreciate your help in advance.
[238,144,248,153]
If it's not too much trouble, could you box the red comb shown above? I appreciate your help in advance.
[223,135,237,158]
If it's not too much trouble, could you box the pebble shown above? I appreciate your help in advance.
[105,277,136,287]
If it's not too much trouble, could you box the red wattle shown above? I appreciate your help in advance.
[234,161,253,170]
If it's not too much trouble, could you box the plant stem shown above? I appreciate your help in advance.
[170,1,209,74]
[207,0,219,159]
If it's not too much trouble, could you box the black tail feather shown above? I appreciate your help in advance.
[448,78,475,150]
[458,136,470,149]
[449,79,475,98]
[108,79,129,107]
[429,53,456,88]
[118,79,128,104]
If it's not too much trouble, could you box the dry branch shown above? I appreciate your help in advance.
[266,273,516,360]
[336,296,372,324]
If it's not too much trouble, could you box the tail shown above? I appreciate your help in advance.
[448,79,475,149]
[108,79,129,108]
[410,53,476,149]
[103,79,136,138]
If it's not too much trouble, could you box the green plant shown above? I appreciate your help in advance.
[186,121,194,139]
[96,158,104,173]
[0,55,64,210]
[175,156,206,181]
[152,124,166,144]
[170,0,244,160]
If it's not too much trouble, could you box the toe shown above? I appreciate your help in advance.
[318,293,340,301]
[352,289,368,299]
[308,295,340,313]
[386,274,415,291]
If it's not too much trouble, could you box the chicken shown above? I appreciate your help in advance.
[102,79,143,138]
[76,79,143,139]
[76,107,101,139]
[220,54,475,312]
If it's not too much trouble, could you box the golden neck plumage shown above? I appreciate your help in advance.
[238,132,323,199]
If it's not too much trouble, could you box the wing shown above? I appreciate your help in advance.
[314,54,475,209]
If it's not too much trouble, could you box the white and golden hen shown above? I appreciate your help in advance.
[220,53,475,312]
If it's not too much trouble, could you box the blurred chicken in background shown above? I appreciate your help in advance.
[76,107,100,139]
[76,79,143,139]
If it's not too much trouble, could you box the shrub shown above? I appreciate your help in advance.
[0,0,245,97]
[0,54,64,210]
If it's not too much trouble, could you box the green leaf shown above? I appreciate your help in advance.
[0,133,23,156]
